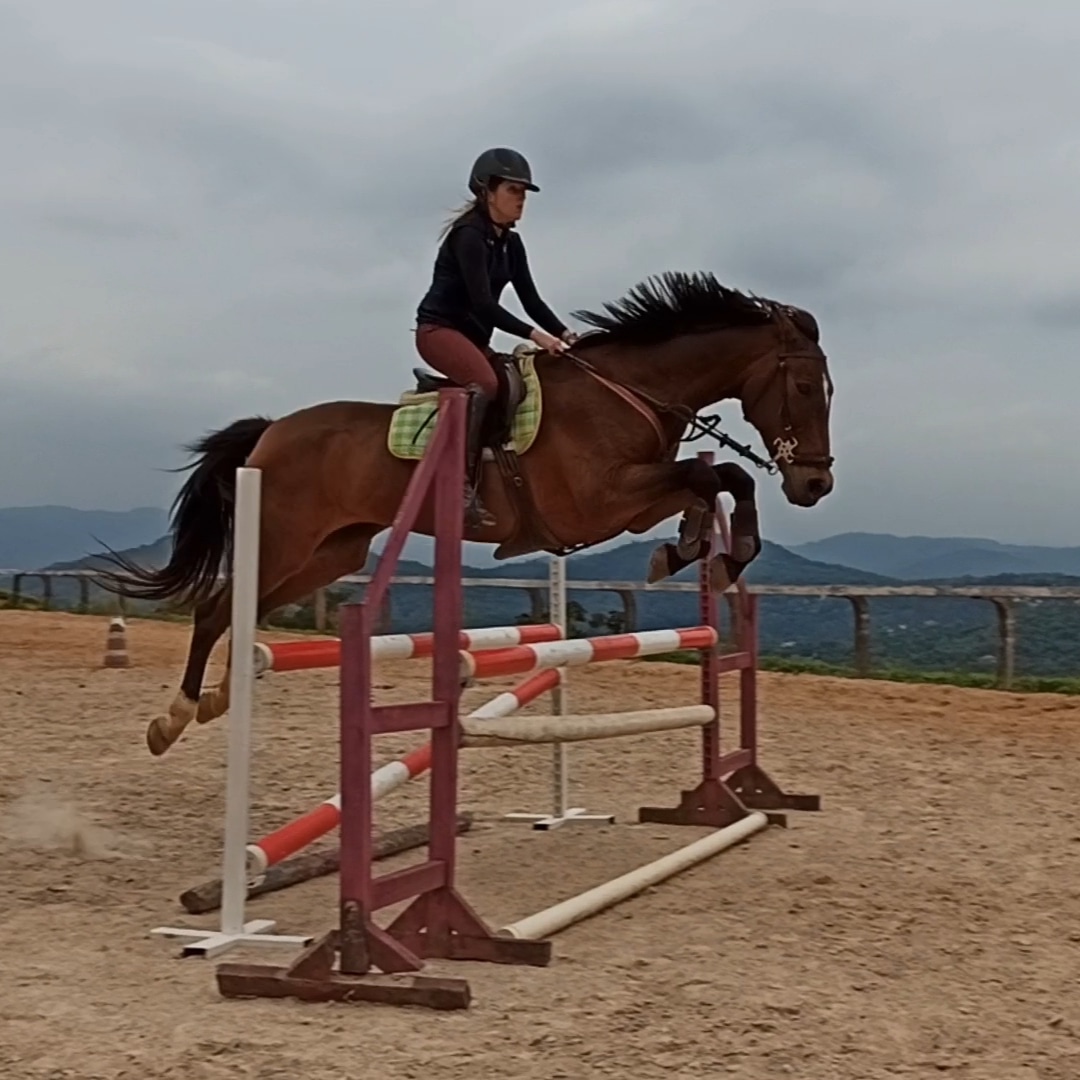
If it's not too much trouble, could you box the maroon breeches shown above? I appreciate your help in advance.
[415,324,500,398]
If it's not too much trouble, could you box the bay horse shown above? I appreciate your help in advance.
[98,271,835,756]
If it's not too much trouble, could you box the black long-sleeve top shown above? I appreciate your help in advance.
[416,205,567,350]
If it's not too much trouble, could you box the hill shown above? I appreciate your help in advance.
[5,529,1080,681]
[789,532,1080,580]
[0,506,168,570]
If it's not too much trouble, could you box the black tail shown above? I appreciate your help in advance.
[95,416,274,607]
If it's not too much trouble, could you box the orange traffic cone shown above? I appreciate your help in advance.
[103,616,130,669]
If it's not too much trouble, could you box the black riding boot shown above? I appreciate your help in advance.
[463,386,496,529]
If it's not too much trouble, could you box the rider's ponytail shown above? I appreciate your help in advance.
[439,197,479,240]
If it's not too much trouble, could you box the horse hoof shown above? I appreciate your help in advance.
[146,717,174,756]
[708,555,734,593]
[647,544,675,584]
[196,690,225,724]
[148,693,197,754]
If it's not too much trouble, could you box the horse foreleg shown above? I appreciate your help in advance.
[660,462,761,589]
[620,459,762,589]
[651,462,761,589]
[688,461,759,591]
[195,524,380,726]
[619,458,718,581]
[714,462,761,567]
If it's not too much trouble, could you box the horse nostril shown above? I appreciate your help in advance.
[806,477,828,497]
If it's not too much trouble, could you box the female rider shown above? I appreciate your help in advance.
[414,147,577,527]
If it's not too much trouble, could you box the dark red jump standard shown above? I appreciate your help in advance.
[637,450,820,831]
[215,389,551,1011]
[213,413,819,1012]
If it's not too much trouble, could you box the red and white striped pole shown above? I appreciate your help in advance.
[245,666,563,877]
[254,623,563,675]
[461,626,717,681]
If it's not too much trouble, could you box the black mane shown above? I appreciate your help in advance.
[571,271,784,348]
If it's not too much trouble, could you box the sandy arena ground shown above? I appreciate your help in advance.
[2,609,1080,1079]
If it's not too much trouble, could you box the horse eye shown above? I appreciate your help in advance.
[795,381,816,397]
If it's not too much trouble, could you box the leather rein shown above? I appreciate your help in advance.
[560,319,834,474]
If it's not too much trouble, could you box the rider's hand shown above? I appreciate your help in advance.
[561,329,579,346]
[530,328,568,353]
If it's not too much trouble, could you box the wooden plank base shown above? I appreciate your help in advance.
[217,962,472,1010]
[214,887,553,1011]
[386,886,553,968]
[727,764,822,814]
[216,929,471,1009]
[638,778,761,828]
[637,769,820,830]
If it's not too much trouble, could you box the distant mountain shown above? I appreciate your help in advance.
[13,530,887,619]
[449,537,890,587]
[7,523,1080,679]
[0,506,168,570]
[789,532,1080,580]
[353,539,901,649]
[46,535,173,574]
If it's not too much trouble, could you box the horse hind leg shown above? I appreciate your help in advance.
[194,588,237,725]
[194,524,381,727]
[146,589,234,756]
[147,526,327,755]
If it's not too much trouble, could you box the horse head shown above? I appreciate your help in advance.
[737,302,834,507]
[570,273,836,509]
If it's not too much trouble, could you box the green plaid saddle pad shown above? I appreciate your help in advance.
[387,353,542,461]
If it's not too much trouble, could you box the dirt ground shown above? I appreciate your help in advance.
[1,609,1079,1079]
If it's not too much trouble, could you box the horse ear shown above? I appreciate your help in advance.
[789,307,819,342]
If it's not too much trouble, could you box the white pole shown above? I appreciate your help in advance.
[498,811,769,940]
[461,704,715,746]
[220,466,260,936]
[151,467,311,959]
[550,553,569,815]
[504,555,614,830]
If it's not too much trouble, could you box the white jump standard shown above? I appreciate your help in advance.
[150,468,313,959]
[504,556,614,830]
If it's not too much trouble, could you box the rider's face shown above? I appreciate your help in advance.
[487,181,527,225]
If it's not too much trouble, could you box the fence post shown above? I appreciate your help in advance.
[847,595,871,676]
[614,589,637,632]
[991,598,1016,689]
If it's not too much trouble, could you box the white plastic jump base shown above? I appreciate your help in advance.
[504,803,616,831]
[498,811,770,940]
[151,919,313,959]
[503,740,615,831]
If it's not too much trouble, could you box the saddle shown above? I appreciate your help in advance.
[407,343,562,553]
[410,342,533,450]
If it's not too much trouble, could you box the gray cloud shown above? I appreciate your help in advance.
[0,0,1078,550]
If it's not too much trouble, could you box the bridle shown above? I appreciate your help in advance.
[561,304,834,474]
[736,305,835,471]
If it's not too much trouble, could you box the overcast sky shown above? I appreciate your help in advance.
[1,0,1077,549]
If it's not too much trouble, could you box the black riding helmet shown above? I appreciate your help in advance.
[468,147,540,196]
